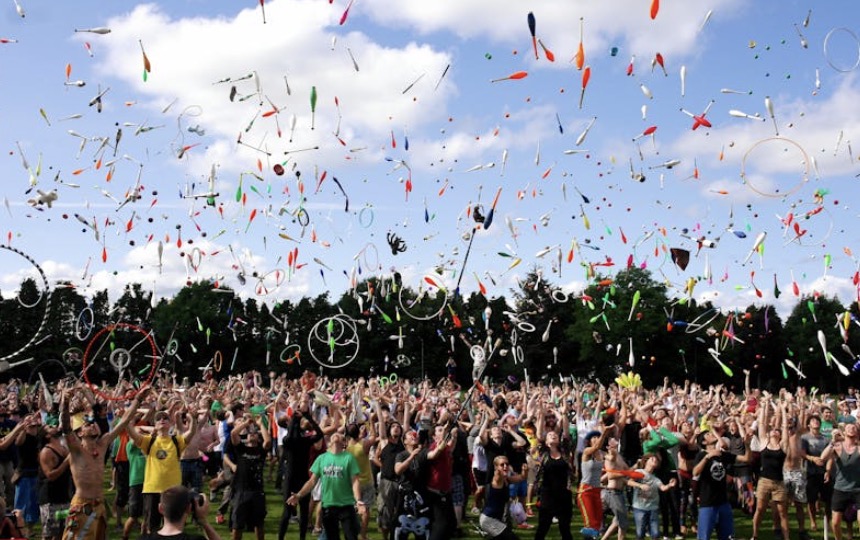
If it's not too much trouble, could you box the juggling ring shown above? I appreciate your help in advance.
[379,373,398,388]
[684,308,721,334]
[62,347,84,366]
[75,307,95,341]
[358,206,374,228]
[0,245,52,363]
[551,290,570,303]
[27,359,69,387]
[254,268,286,296]
[740,137,809,198]
[393,354,411,367]
[213,350,223,372]
[307,314,360,369]
[398,275,449,320]
[824,27,860,72]
[165,339,179,356]
[356,243,379,273]
[189,248,203,273]
[470,345,486,363]
[279,344,301,364]
[83,322,157,401]
[295,207,310,227]
[631,234,670,271]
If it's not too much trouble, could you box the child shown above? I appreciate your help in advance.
[627,453,676,540]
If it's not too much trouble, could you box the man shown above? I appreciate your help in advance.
[821,422,860,540]
[139,484,221,540]
[345,423,376,540]
[375,399,404,540]
[693,427,752,540]
[277,396,323,540]
[425,424,458,540]
[287,432,366,540]
[0,406,18,506]
[60,386,142,540]
[38,422,72,540]
[229,414,272,540]
[128,406,198,534]
[802,414,833,534]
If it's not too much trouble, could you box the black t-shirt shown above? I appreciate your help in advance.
[621,420,644,465]
[395,448,428,493]
[695,450,736,507]
[17,432,40,474]
[233,443,266,492]
[483,433,515,474]
[539,454,571,497]
[380,440,405,480]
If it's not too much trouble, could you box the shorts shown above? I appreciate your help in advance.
[40,502,68,538]
[231,490,267,530]
[473,469,487,488]
[807,474,833,506]
[451,474,465,507]
[360,482,376,507]
[602,488,629,531]
[377,477,398,528]
[832,490,860,514]
[128,485,143,519]
[508,479,527,499]
[755,477,787,504]
[142,493,162,533]
[527,455,538,484]
[63,496,107,540]
[479,513,508,538]
[114,461,130,507]
[783,469,807,503]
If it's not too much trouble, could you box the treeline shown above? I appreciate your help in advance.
[1,267,858,392]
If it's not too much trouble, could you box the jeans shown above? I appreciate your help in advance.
[697,502,734,540]
[322,505,360,540]
[634,508,660,540]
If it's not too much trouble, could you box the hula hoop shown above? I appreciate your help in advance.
[307,314,360,369]
[0,245,53,363]
[786,203,833,248]
[359,206,374,228]
[27,359,69,386]
[213,350,223,372]
[398,275,449,321]
[740,137,809,198]
[394,354,412,367]
[824,27,860,72]
[75,307,95,341]
[684,308,721,334]
[254,268,286,296]
[83,322,157,401]
[355,243,379,273]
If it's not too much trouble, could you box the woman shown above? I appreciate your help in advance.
[479,456,524,540]
[533,429,573,540]
[578,426,612,538]
[751,398,790,540]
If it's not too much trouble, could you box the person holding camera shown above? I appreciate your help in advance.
[138,485,221,540]
[229,414,271,540]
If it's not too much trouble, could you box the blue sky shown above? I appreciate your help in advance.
[1,0,859,318]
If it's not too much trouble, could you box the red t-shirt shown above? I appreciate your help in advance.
[426,441,452,493]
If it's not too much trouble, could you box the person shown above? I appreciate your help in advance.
[128,406,198,535]
[751,398,791,540]
[60,386,142,540]
[693,425,752,540]
[374,398,404,540]
[229,414,272,540]
[0,407,18,506]
[38,422,72,540]
[0,496,26,539]
[138,485,221,540]
[477,455,523,540]
[278,396,323,540]
[802,414,833,535]
[577,426,612,538]
[532,428,574,540]
[628,453,677,540]
[821,422,860,540]
[599,437,629,540]
[394,429,431,540]
[287,432,366,540]
[124,434,148,540]
[345,422,376,540]
[0,412,40,528]
[425,423,458,540]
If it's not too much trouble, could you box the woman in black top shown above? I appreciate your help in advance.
[278,405,323,540]
[751,398,790,540]
[533,430,573,540]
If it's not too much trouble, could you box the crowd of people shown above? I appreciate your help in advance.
[0,368,858,540]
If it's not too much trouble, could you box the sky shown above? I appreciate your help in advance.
[1,0,860,320]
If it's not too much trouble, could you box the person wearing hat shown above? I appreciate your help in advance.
[577,425,612,538]
[127,405,198,535]
[59,385,143,540]
[692,423,752,540]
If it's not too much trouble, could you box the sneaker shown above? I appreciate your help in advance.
[470,507,480,516]
[581,527,600,538]
[215,514,225,525]
[675,536,685,540]
[516,523,534,530]
[525,508,535,518]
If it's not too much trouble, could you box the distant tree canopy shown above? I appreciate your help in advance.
[1,268,858,392]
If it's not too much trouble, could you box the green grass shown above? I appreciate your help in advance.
[18,467,822,539]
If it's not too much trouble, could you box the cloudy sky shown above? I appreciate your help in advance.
[1,0,859,320]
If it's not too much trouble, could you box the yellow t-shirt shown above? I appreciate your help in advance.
[138,434,187,494]
[346,440,373,486]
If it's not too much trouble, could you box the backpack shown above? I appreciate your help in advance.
[145,435,181,459]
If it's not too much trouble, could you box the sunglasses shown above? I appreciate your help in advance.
[497,462,510,467]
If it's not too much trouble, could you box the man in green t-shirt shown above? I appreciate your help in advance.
[287,433,366,540]
[122,435,146,540]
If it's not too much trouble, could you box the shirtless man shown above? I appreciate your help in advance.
[60,387,142,540]
[601,437,630,540]
[782,396,810,540]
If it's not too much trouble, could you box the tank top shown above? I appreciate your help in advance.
[759,447,786,481]
[483,483,508,520]
[835,446,860,492]
[38,446,71,505]
[580,456,603,487]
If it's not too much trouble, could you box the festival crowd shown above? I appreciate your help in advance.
[0,369,859,540]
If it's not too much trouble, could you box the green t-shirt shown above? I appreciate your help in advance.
[310,451,360,508]
[127,440,146,486]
